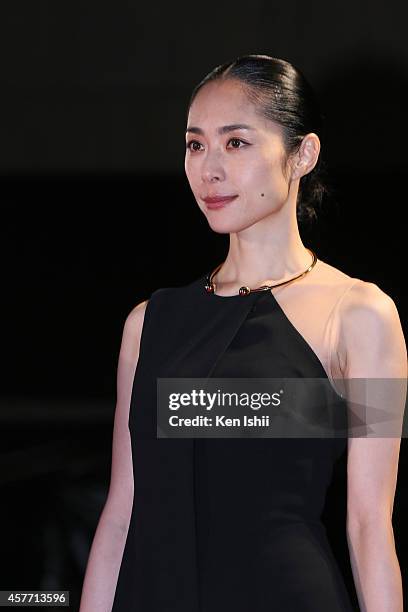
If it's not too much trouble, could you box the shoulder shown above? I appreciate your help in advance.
[124,298,149,335]
[315,258,406,376]
[338,278,407,377]
[315,257,355,285]
[121,282,188,340]
[118,299,150,362]
[340,278,401,336]
[123,286,176,332]
[317,257,399,314]
[121,273,208,340]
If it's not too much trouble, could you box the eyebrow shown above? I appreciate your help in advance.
[185,123,256,135]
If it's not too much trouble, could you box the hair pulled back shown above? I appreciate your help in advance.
[187,54,330,224]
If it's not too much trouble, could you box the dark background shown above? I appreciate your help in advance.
[1,1,407,610]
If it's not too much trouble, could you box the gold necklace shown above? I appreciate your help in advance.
[205,249,318,296]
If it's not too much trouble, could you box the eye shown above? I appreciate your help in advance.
[185,137,248,152]
[185,140,203,152]
[227,137,246,149]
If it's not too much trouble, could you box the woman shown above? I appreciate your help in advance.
[80,55,406,611]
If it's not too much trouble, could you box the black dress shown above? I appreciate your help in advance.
[111,272,357,611]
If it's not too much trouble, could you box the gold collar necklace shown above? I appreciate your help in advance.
[205,249,318,296]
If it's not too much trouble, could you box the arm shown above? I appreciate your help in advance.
[338,281,407,612]
[79,298,149,612]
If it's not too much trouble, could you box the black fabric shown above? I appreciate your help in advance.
[112,274,356,611]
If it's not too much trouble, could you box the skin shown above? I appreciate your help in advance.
[184,78,320,290]
[185,78,406,611]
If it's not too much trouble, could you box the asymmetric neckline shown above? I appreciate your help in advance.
[199,262,346,401]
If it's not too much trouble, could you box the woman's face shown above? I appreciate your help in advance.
[184,79,295,234]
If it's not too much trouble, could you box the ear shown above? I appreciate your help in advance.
[290,133,321,180]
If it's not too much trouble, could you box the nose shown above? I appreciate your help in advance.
[201,152,225,183]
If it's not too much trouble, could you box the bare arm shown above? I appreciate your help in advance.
[339,281,407,612]
[79,298,149,612]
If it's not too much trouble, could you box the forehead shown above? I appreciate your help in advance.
[191,79,249,105]
[187,79,278,134]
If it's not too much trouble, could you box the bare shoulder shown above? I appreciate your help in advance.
[340,278,402,331]
[337,277,407,378]
[318,257,401,315]
[315,257,406,376]
[315,257,356,286]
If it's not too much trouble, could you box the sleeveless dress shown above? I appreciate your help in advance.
[112,258,360,612]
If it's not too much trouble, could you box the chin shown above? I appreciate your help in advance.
[206,217,251,235]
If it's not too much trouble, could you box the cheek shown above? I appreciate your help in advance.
[185,158,201,187]
[239,160,279,192]
[247,157,289,196]
[184,157,191,178]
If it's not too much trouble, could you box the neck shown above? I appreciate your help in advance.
[214,209,313,289]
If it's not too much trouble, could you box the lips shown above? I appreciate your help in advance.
[203,195,238,210]
[202,194,238,203]
[203,195,238,204]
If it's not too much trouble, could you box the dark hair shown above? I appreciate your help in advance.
[187,54,331,225]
